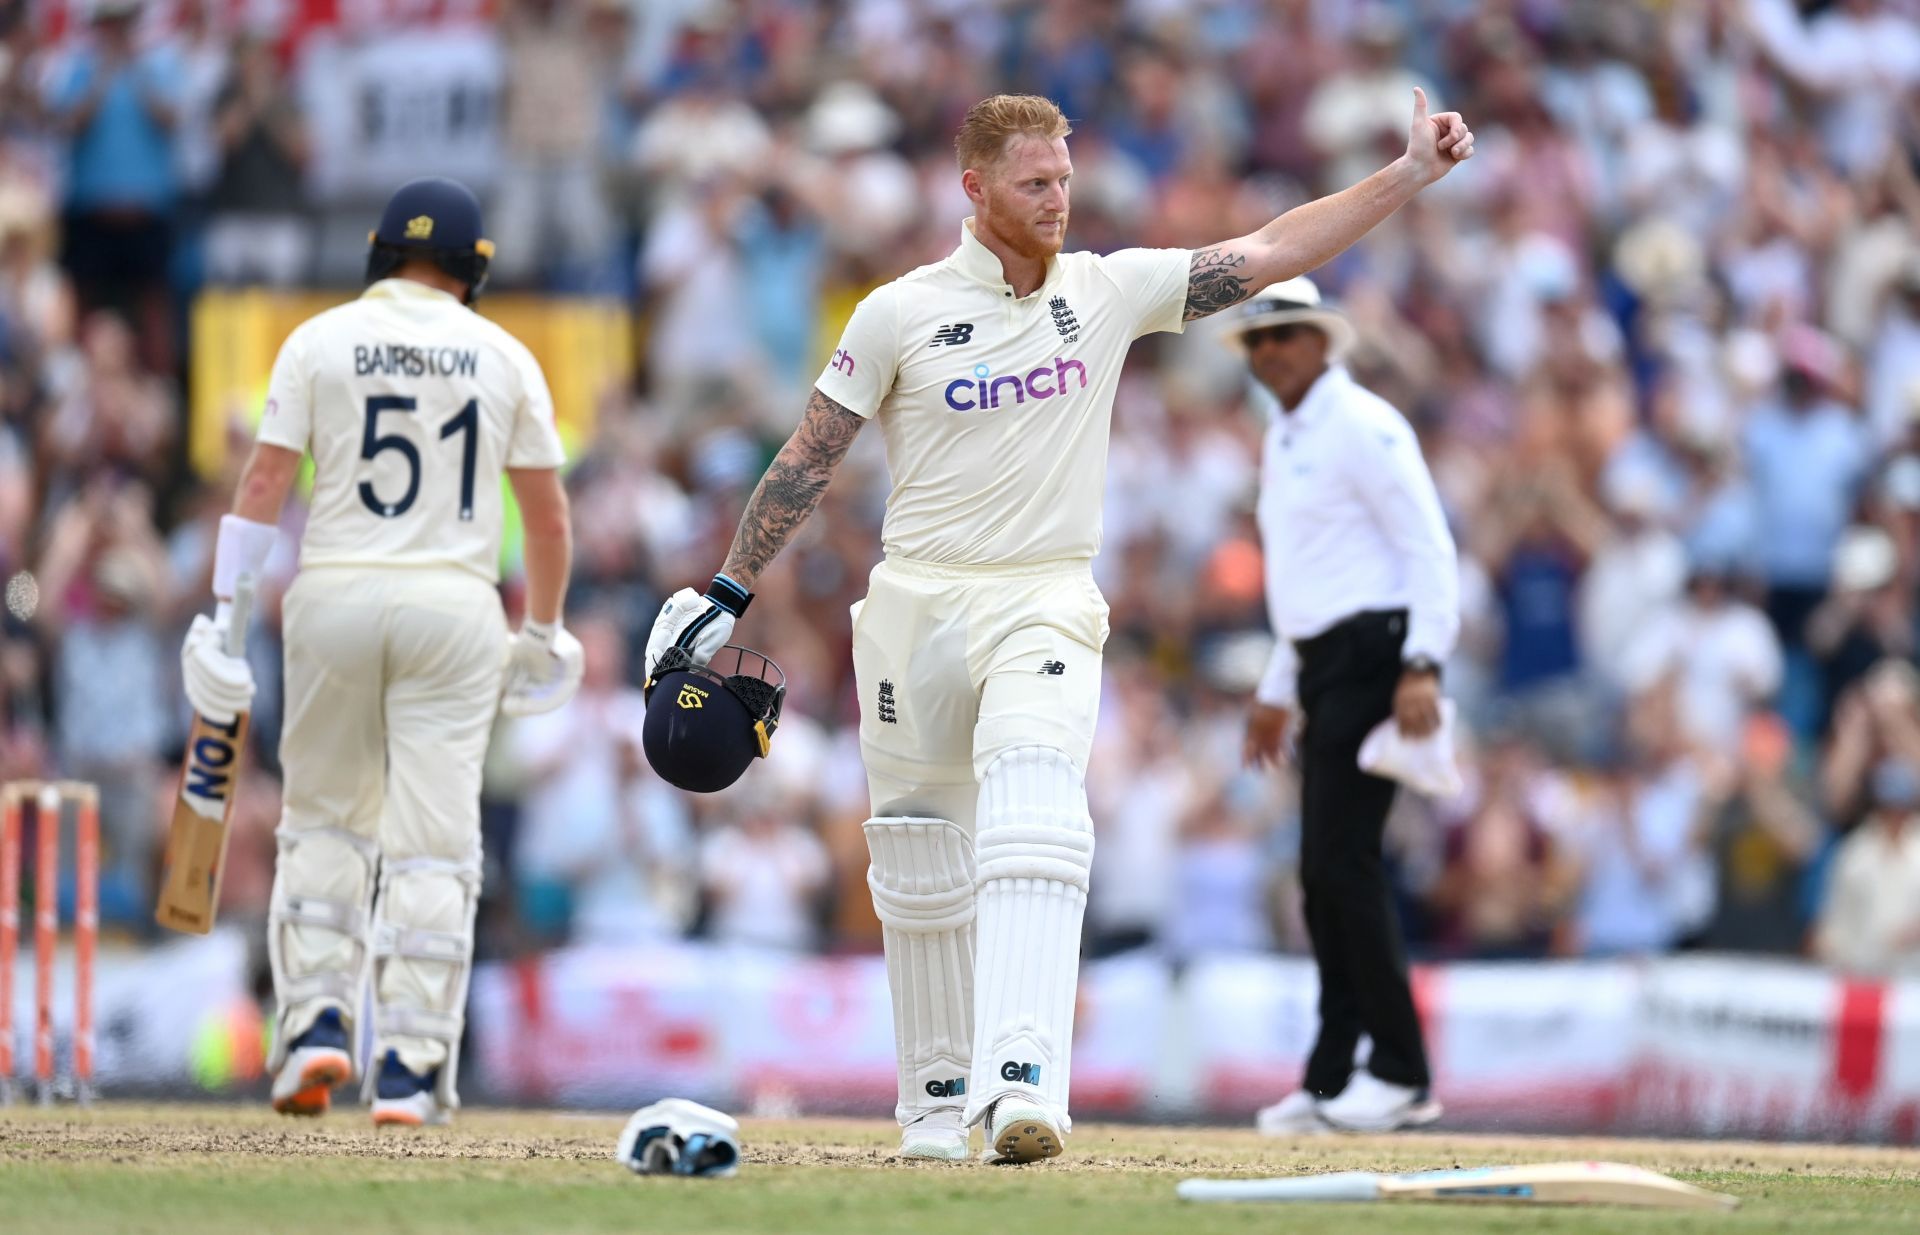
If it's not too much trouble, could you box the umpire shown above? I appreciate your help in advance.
[1229,278,1459,1135]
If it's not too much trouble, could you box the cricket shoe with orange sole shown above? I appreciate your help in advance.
[371,1049,450,1127]
[271,1009,352,1117]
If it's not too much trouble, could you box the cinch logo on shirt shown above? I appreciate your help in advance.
[943,358,1088,412]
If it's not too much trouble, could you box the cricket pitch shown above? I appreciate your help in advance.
[3,1103,1916,1234]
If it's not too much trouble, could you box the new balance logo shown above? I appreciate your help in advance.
[1000,1061,1042,1085]
[1038,660,1065,676]
[929,323,975,348]
[924,1077,966,1099]
[877,679,898,724]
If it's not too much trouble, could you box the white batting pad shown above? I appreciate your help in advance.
[864,815,976,1125]
[267,824,376,1078]
[966,746,1094,1127]
[367,851,482,1108]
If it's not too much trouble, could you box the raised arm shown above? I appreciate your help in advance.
[1183,88,1473,322]
[645,388,866,678]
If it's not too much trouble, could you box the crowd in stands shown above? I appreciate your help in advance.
[3,0,1920,978]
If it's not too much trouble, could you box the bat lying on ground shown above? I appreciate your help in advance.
[1177,1161,1738,1210]
[155,575,256,935]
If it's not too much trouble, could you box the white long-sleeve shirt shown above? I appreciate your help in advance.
[1254,365,1459,707]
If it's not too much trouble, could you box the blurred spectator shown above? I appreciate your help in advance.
[1428,731,1578,959]
[37,490,171,923]
[203,36,309,287]
[1621,558,1783,757]
[698,778,831,952]
[1693,712,1821,954]
[1578,470,1689,693]
[1742,328,1871,647]
[1745,0,1920,181]
[1160,772,1276,963]
[42,0,183,373]
[491,0,619,290]
[1866,259,1920,446]
[1302,6,1429,192]
[1806,525,1914,728]
[1571,692,1715,956]
[1820,659,1920,827]
[1813,757,1920,976]
[508,614,693,945]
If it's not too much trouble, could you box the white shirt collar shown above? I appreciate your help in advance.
[361,278,461,305]
[952,217,1061,299]
[1278,363,1349,427]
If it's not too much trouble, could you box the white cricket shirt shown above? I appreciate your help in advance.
[254,279,566,583]
[815,219,1190,566]
[1254,365,1459,707]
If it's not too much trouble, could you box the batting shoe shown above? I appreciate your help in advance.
[986,1096,1066,1164]
[1317,1072,1442,1133]
[899,1109,970,1161]
[370,1049,449,1128]
[1255,1089,1332,1137]
[271,1009,352,1117]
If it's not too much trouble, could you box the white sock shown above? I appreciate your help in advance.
[865,816,975,1126]
[967,747,1093,1128]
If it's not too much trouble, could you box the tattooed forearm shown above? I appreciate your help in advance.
[721,388,866,587]
[1183,245,1255,321]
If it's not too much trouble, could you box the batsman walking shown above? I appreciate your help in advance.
[179,178,583,1126]
[647,90,1472,1162]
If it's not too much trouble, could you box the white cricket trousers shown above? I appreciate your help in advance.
[269,565,505,1092]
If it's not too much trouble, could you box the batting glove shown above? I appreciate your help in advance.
[181,614,255,724]
[500,619,585,718]
[615,1098,741,1179]
[644,574,752,682]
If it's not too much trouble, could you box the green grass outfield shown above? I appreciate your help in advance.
[3,1103,1917,1234]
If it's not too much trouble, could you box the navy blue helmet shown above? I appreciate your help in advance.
[643,646,786,794]
[365,177,494,304]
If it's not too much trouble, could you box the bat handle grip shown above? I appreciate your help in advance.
[225,574,257,659]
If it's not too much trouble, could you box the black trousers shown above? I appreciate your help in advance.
[1294,609,1431,1095]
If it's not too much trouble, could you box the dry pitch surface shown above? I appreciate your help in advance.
[3,1104,1917,1234]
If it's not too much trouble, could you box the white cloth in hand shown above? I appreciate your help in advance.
[180,614,255,724]
[500,621,585,718]
[615,1097,741,1178]
[1358,698,1463,798]
[644,587,735,681]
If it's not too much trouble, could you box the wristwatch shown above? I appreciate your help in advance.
[1402,655,1443,681]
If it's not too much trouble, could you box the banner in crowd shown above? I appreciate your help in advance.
[470,945,1920,1143]
[4,931,256,1095]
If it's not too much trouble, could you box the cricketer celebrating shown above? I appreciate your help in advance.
[179,178,583,1127]
[646,91,1473,1162]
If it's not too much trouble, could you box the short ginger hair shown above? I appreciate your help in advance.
[954,94,1072,172]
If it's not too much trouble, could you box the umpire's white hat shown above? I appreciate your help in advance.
[1221,276,1357,361]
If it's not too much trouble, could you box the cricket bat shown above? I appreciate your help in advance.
[155,575,257,935]
[1177,1162,1738,1211]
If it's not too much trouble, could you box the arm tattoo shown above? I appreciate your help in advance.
[720,388,866,586]
[1183,245,1255,321]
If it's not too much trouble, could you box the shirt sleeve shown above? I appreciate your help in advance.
[1256,634,1300,709]
[1350,403,1460,665]
[813,283,899,419]
[253,325,315,453]
[1097,247,1191,339]
[506,343,567,469]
